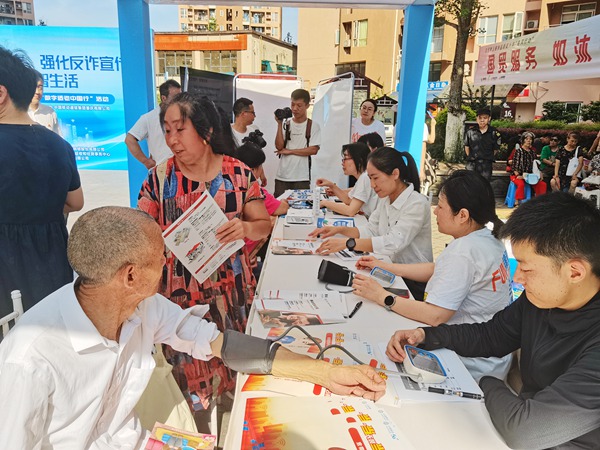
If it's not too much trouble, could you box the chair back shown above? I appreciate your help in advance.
[1,290,24,340]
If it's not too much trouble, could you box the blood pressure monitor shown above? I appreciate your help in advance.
[403,345,447,384]
[369,267,396,287]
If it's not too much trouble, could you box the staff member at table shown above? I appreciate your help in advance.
[310,147,432,299]
[0,206,386,449]
[352,170,512,381]
[386,192,600,450]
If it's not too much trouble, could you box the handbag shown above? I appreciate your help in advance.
[566,147,582,177]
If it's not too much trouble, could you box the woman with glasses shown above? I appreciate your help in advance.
[317,143,379,217]
[510,131,546,204]
[539,135,560,187]
[351,99,386,144]
[551,131,584,193]
[310,147,432,299]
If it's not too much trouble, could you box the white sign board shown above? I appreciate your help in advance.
[312,77,354,189]
[475,15,600,85]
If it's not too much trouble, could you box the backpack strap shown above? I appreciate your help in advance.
[305,118,313,180]
[283,119,291,149]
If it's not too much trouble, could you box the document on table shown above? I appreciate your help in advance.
[270,239,319,255]
[262,290,349,316]
[162,191,243,284]
[376,344,484,402]
[255,297,346,328]
[241,396,415,450]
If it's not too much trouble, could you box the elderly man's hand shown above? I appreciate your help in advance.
[323,364,386,401]
[315,238,346,255]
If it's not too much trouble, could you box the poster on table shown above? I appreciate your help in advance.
[475,14,600,86]
[0,26,128,170]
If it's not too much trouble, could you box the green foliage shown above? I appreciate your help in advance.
[542,101,578,123]
[427,106,476,161]
[581,101,600,122]
[208,18,217,31]
[462,80,492,113]
[435,105,476,127]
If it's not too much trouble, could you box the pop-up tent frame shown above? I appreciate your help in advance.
[117,0,436,205]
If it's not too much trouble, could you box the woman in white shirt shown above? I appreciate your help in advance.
[316,143,378,217]
[351,99,387,144]
[310,147,432,297]
[352,170,513,381]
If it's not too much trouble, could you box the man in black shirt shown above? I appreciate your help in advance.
[464,107,501,180]
[386,192,600,449]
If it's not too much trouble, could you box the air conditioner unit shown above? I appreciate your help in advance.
[526,20,539,29]
[343,39,351,48]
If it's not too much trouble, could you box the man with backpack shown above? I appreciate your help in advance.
[273,88,321,197]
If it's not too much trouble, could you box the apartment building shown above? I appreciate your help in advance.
[178,5,282,40]
[298,2,598,121]
[298,8,402,95]
[0,0,34,25]
[153,30,296,85]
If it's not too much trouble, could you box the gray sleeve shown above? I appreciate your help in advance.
[480,358,600,449]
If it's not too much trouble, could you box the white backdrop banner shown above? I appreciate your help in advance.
[312,78,354,189]
[475,15,600,85]
[234,76,302,191]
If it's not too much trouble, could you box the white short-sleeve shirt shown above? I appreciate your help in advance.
[276,118,321,182]
[0,282,219,449]
[231,124,257,147]
[425,227,513,380]
[351,117,386,144]
[356,183,433,264]
[348,171,379,217]
[128,106,172,164]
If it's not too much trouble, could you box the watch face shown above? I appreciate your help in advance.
[346,238,356,250]
[384,295,395,307]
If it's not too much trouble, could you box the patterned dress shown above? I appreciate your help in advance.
[138,155,263,410]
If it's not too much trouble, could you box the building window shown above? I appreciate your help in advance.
[478,16,498,44]
[335,61,366,76]
[180,7,187,19]
[428,62,442,81]
[243,25,249,30]
[431,26,443,53]
[235,11,238,18]
[204,50,237,74]
[243,11,249,22]
[502,12,523,41]
[254,26,264,33]
[353,19,368,47]
[273,12,279,22]
[180,23,188,31]
[23,2,32,14]
[561,3,595,24]
[273,27,279,36]
[220,9,224,17]
[157,51,192,78]
[209,9,216,20]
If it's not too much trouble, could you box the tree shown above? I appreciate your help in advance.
[581,101,600,123]
[435,0,484,161]
[208,17,217,32]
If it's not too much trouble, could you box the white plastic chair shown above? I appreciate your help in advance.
[1,290,24,339]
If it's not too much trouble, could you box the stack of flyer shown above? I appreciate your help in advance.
[255,290,348,328]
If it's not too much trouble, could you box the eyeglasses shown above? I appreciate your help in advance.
[550,138,559,141]
[341,156,353,162]
[244,110,256,116]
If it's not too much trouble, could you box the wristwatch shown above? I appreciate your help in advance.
[346,238,356,251]
[384,295,396,311]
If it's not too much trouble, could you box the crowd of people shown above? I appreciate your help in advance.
[1,44,600,450]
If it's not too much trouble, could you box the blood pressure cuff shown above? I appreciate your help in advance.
[221,330,281,375]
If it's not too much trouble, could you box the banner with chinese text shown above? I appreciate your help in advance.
[475,15,600,86]
[0,26,127,170]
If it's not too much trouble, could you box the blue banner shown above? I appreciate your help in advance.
[0,26,128,170]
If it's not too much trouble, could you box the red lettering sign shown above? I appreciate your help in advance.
[525,46,537,70]
[553,39,568,66]
[510,49,521,71]
[487,54,495,74]
[498,52,507,73]
[574,34,592,63]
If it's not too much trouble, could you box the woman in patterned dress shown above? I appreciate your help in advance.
[138,93,271,414]
[510,131,546,204]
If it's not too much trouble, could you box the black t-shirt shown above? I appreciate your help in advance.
[464,126,501,161]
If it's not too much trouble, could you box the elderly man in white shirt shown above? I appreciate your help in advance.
[0,206,385,449]
[124,79,181,170]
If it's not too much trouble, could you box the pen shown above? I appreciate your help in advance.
[428,387,483,400]
[349,301,363,318]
